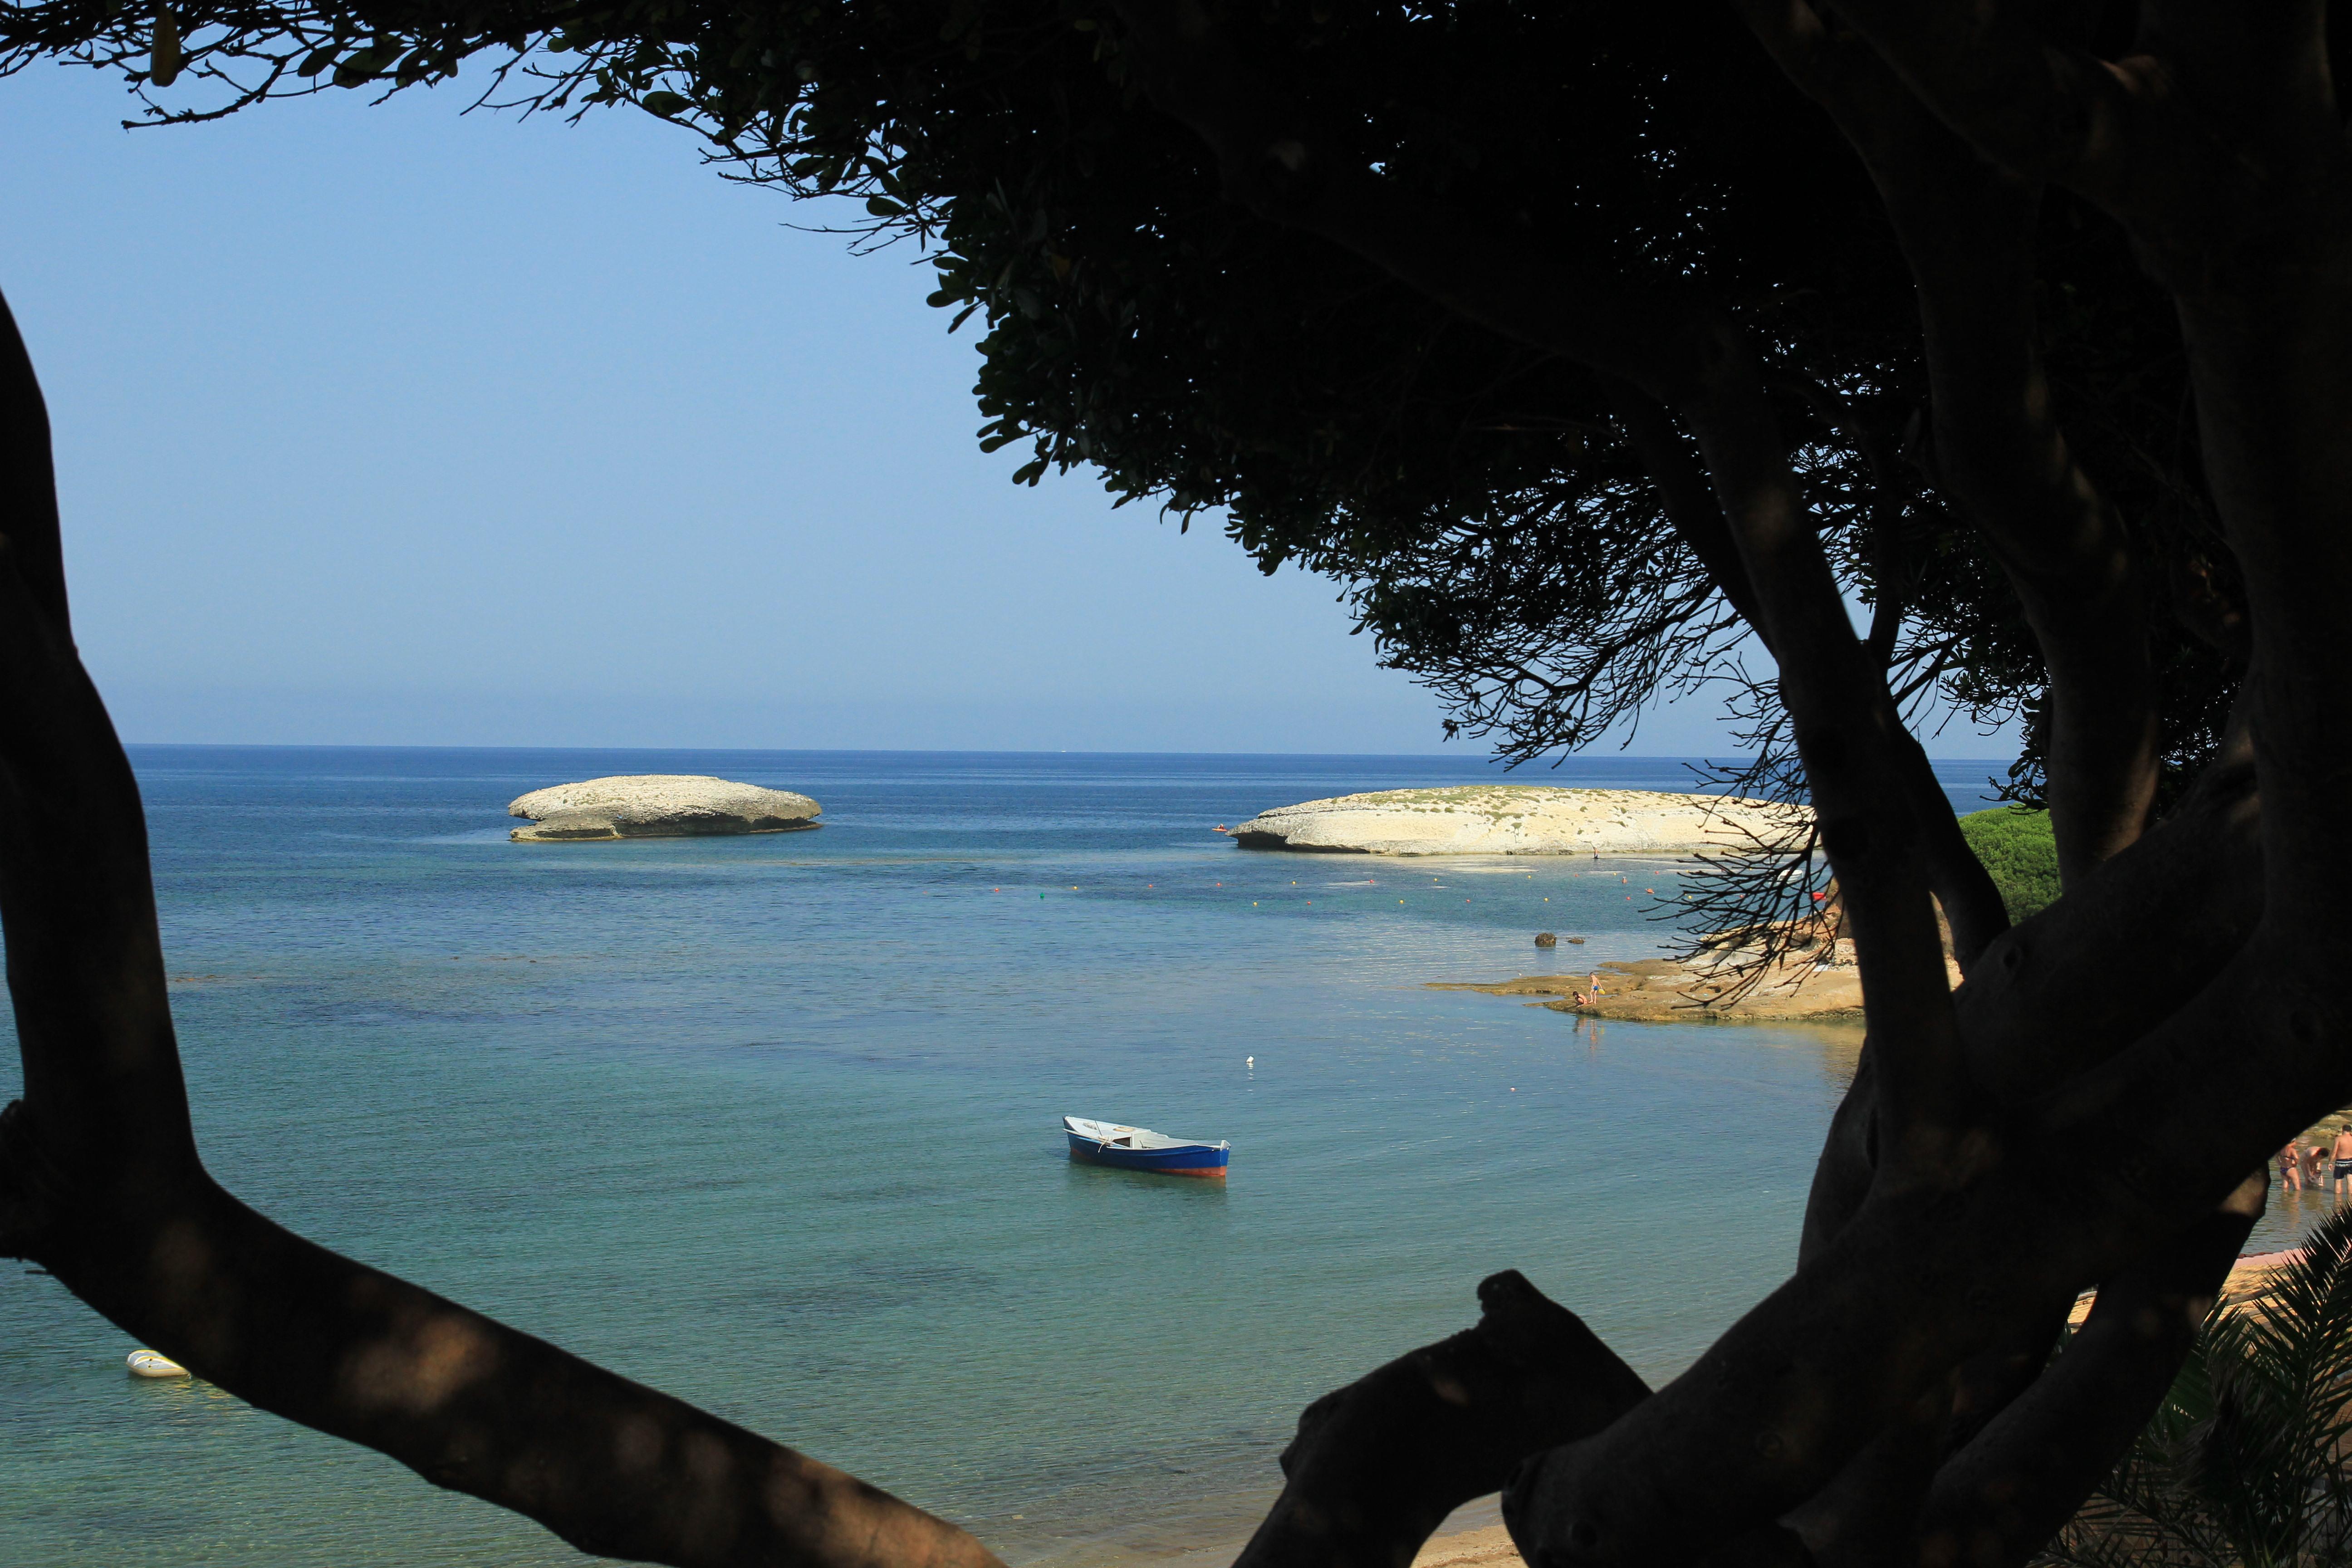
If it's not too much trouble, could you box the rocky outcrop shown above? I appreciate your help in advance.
[1228,785,1803,857]
[508,775,821,842]
[1428,954,1864,1022]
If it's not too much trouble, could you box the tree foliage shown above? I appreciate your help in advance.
[1960,806,2060,923]
[0,0,2244,794]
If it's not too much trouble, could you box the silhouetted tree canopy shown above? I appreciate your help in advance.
[0,1,2247,796]
[5,8,2348,1568]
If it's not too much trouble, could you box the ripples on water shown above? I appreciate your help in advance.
[0,747,2124,1566]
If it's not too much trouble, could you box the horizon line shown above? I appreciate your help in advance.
[117,740,2022,763]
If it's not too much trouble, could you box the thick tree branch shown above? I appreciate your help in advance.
[1955,699,2262,1106]
[1607,383,1773,647]
[0,296,64,630]
[1613,382,2003,968]
[1914,1173,2265,1568]
[1510,845,2336,1567]
[1801,0,2174,217]
[1780,1376,1955,1568]
[1739,1,2161,884]
[1788,727,2261,1553]
[0,291,999,1568]
[1232,1271,1648,1568]
[1110,0,1970,1142]
[1505,686,2314,1568]
[1786,760,2260,1562]
[1116,15,2350,1568]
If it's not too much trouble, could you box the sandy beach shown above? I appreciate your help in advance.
[1152,1499,1521,1568]
[1410,1525,1524,1568]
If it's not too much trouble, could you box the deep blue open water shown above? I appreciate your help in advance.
[0,747,2106,1566]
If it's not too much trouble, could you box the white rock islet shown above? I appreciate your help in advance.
[508,775,822,842]
[1227,785,1803,857]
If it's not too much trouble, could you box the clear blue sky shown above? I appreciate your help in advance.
[1,62,2016,758]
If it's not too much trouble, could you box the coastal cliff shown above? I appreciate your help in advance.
[1230,785,1803,856]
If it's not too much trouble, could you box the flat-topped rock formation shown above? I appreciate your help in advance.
[509,775,821,842]
[1229,785,1801,857]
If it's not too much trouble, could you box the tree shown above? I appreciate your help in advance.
[0,312,998,1567]
[0,5,2343,1568]
[1957,808,2059,922]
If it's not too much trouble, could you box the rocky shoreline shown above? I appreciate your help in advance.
[1429,951,1867,1022]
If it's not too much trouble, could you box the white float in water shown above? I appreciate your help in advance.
[126,1349,190,1379]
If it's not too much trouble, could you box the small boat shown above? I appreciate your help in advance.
[1063,1116,1230,1178]
[127,1349,190,1379]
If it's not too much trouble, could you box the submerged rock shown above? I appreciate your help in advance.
[1227,785,1802,857]
[1534,931,1558,948]
[508,775,821,842]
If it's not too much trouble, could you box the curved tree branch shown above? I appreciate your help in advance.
[1799,0,2177,217]
[1502,937,2319,1566]
[1107,0,1970,1141]
[0,290,998,1568]
[1116,15,2348,1568]
[1914,1173,2265,1568]
[1738,0,2162,885]
[1607,382,1773,647]
[1232,1270,1648,1568]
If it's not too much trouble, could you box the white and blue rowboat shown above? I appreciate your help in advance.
[1063,1116,1230,1179]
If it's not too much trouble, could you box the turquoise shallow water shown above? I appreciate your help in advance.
[0,747,2106,1566]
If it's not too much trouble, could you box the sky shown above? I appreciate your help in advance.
[0,61,2018,758]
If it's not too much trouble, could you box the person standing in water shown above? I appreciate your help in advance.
[2283,1139,2308,1190]
[2331,1125,2352,1197]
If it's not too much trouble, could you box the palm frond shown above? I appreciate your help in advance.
[2038,1207,2352,1568]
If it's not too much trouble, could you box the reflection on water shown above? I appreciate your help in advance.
[0,748,1995,1567]
[2254,1184,2343,1253]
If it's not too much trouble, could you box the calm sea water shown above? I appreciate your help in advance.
[0,747,2206,1568]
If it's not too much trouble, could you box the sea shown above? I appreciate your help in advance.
[0,747,2295,1567]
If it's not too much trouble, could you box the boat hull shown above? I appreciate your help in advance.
[1066,1134,1230,1178]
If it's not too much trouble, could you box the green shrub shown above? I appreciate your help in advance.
[1960,806,2061,921]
